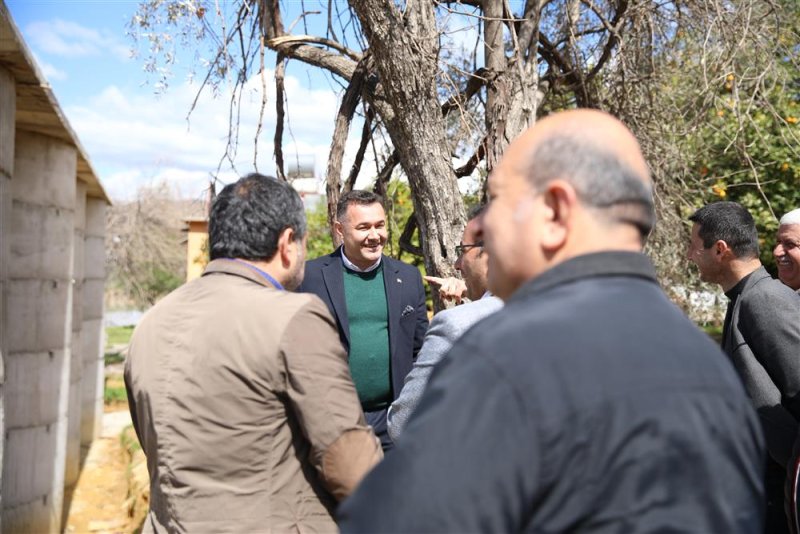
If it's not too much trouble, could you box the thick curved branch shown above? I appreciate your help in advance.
[325,58,370,237]
[267,34,362,61]
[398,213,423,257]
[441,68,489,117]
[373,150,400,199]
[274,53,287,181]
[455,142,486,177]
[345,106,375,192]
[259,0,358,81]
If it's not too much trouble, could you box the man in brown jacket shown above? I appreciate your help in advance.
[125,173,382,533]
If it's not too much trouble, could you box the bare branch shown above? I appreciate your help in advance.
[274,53,287,181]
[267,34,362,62]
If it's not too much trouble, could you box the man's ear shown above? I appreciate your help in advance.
[540,180,576,251]
[278,227,296,267]
[713,239,732,259]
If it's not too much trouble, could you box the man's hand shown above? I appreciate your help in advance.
[424,276,467,304]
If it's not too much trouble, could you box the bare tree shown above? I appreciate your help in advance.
[106,183,203,309]
[130,0,797,313]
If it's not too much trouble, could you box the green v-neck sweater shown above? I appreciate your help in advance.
[343,264,392,410]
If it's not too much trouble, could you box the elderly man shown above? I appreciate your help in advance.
[298,190,428,452]
[125,174,381,532]
[775,208,800,292]
[338,110,765,532]
[688,201,800,533]
[386,205,503,441]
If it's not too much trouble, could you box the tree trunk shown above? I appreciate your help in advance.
[349,0,466,304]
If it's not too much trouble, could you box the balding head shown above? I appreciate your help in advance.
[479,110,655,300]
[506,110,654,238]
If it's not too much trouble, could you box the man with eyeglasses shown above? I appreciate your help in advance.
[387,204,502,440]
[339,110,764,532]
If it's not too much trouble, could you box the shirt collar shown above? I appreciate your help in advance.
[724,266,767,301]
[340,247,382,273]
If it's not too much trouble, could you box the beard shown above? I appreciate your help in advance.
[284,246,306,291]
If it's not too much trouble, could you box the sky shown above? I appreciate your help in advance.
[5,0,367,202]
[5,0,487,202]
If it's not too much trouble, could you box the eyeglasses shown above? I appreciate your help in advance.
[455,241,483,256]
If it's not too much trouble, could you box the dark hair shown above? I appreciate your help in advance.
[209,173,306,261]
[526,135,655,238]
[336,190,384,222]
[688,201,759,259]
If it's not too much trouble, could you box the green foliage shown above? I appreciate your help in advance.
[104,376,128,405]
[305,199,334,261]
[687,46,800,272]
[120,426,142,455]
[106,325,135,348]
[105,325,134,365]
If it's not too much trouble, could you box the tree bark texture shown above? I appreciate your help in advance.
[348,0,467,290]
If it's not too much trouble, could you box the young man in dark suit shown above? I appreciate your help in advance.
[688,201,800,533]
[298,190,428,451]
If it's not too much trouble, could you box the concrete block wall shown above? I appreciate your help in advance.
[0,65,15,522]
[81,197,105,445]
[65,182,86,490]
[2,130,76,533]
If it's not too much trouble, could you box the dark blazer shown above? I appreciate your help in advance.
[722,266,800,468]
[298,247,429,400]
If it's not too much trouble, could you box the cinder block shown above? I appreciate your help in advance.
[2,423,60,506]
[74,182,86,231]
[9,202,74,280]
[7,279,71,353]
[80,351,103,444]
[64,378,82,487]
[12,131,76,209]
[71,279,84,329]
[84,198,106,237]
[3,350,66,429]
[82,318,103,368]
[0,67,15,179]
[82,278,105,320]
[70,330,82,378]
[73,230,85,283]
[83,235,105,280]
[1,494,56,534]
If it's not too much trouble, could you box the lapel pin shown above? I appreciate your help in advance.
[397,278,402,283]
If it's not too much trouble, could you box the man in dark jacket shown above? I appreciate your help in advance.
[338,110,766,532]
[298,190,428,451]
[688,201,800,533]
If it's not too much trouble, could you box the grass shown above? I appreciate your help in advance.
[104,375,128,406]
[105,325,134,366]
[106,325,134,348]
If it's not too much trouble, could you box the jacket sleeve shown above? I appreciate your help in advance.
[411,269,429,360]
[280,296,382,500]
[387,311,457,441]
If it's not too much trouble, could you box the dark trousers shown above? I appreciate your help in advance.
[365,407,394,453]
[766,458,791,534]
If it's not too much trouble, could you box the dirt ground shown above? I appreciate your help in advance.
[61,404,136,533]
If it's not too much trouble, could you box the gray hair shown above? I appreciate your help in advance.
[525,135,655,238]
[780,208,800,226]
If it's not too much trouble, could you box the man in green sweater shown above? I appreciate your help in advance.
[299,191,429,451]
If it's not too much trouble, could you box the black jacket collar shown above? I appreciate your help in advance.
[509,251,658,304]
